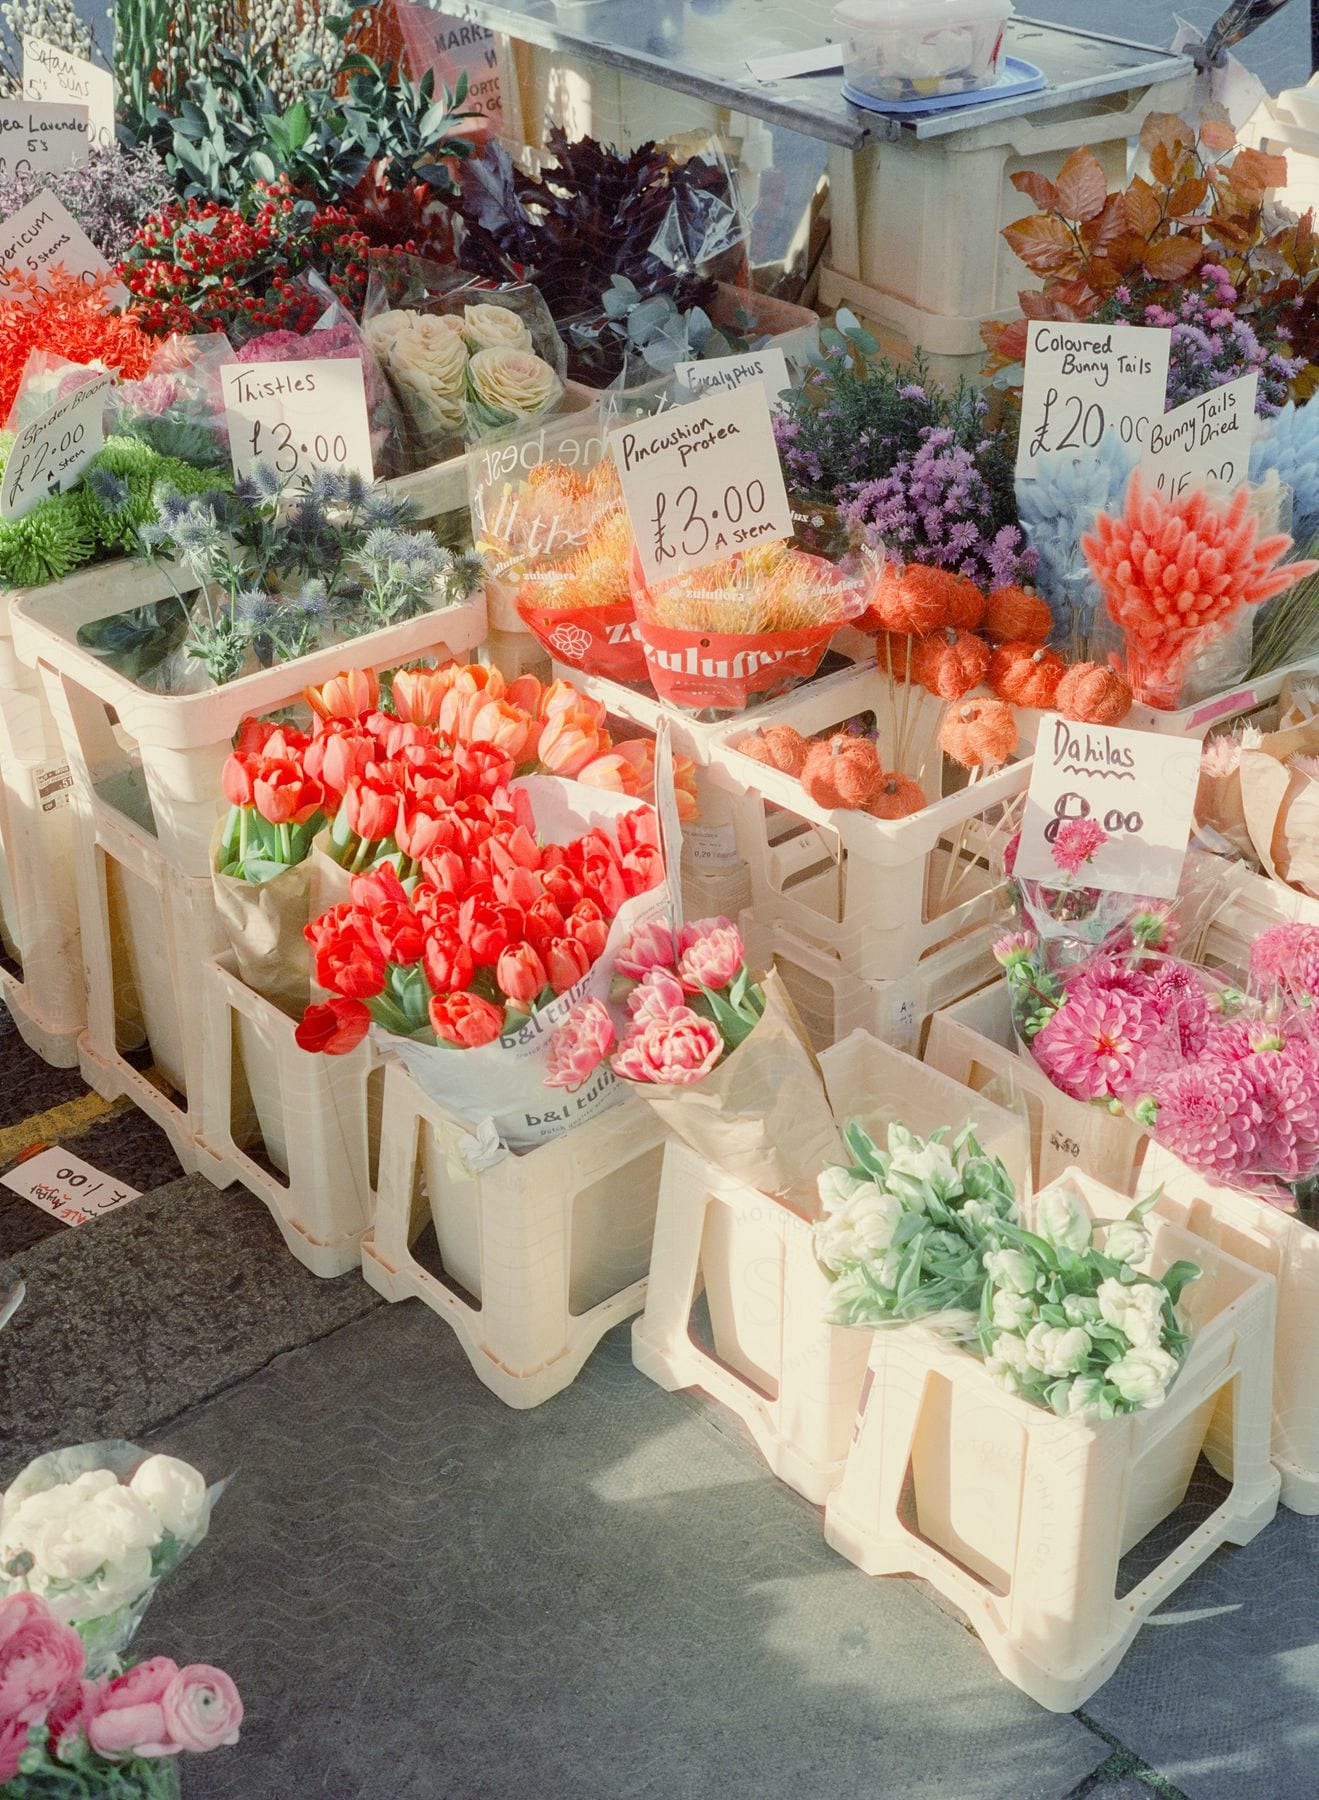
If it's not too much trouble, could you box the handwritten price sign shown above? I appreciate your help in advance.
[0,101,90,181]
[0,1144,139,1227]
[220,358,374,493]
[1016,322,1171,480]
[1014,715,1201,899]
[1141,371,1258,501]
[0,370,108,520]
[608,384,793,585]
[0,190,124,302]
[22,39,114,149]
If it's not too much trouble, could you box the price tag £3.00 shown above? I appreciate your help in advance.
[1013,714,1202,900]
[0,370,108,521]
[1015,321,1171,481]
[220,358,375,494]
[608,383,793,586]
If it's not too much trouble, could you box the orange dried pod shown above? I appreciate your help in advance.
[943,575,987,633]
[913,627,991,700]
[983,584,1052,645]
[939,697,1018,770]
[989,641,1066,710]
[871,563,948,636]
[1055,661,1134,725]
[866,772,927,819]
[759,724,811,775]
[800,734,884,809]
[738,734,774,766]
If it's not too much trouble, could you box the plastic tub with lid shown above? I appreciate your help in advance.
[833,0,1012,103]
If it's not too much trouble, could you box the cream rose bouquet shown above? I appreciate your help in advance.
[365,309,468,446]
[0,1445,222,1676]
[466,345,563,433]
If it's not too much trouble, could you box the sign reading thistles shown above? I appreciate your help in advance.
[219,358,375,494]
[608,384,793,585]
[1014,714,1201,899]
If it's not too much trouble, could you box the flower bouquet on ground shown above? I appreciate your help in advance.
[0,1447,220,1679]
[1,1591,241,1797]
[296,775,667,1148]
[547,916,842,1207]
[814,1133,1198,1417]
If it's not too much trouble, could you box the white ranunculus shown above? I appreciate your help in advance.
[1061,1374,1107,1419]
[813,1187,905,1272]
[983,1248,1038,1295]
[462,302,533,353]
[1098,1277,1168,1350]
[1103,1221,1151,1267]
[817,1167,876,1216]
[1062,1293,1101,1326]
[130,1456,207,1542]
[29,1485,160,1583]
[1036,1186,1092,1256]
[886,1139,959,1198]
[2,1471,116,1562]
[990,1290,1035,1332]
[988,1331,1032,1376]
[1024,1322,1092,1377]
[1107,1346,1179,1410]
[44,1545,155,1624]
[985,1360,1024,1397]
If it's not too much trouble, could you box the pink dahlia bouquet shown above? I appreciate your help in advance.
[0,1591,241,1798]
[1129,923,1319,1212]
[546,917,843,1206]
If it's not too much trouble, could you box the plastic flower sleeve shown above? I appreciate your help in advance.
[106,332,237,469]
[0,1441,226,1677]
[2,350,111,434]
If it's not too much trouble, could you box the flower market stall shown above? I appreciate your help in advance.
[3,0,1319,1785]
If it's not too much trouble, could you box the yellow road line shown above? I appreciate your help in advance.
[0,1089,127,1166]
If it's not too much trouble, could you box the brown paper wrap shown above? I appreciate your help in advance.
[1235,718,1319,897]
[210,820,313,1011]
[631,972,843,1215]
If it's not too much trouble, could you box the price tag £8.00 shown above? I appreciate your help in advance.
[0,370,108,521]
[221,358,375,494]
[1015,321,1171,480]
[608,382,793,586]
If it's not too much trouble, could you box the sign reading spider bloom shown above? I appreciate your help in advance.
[1014,715,1201,899]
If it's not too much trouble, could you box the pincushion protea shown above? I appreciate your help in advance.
[1083,474,1317,708]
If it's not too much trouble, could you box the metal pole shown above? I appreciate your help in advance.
[1312,0,1318,71]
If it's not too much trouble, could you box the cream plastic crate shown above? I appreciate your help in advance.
[71,801,228,1178]
[741,907,999,1057]
[704,674,1028,980]
[825,1169,1279,1712]
[1120,653,1319,741]
[630,1029,1031,1504]
[0,680,84,1064]
[198,956,383,1278]
[820,63,1193,386]
[9,559,487,880]
[925,979,1149,1196]
[1143,1145,1319,1517]
[361,1063,667,1408]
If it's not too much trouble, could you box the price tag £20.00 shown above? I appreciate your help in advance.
[1015,321,1171,481]
[1013,714,1202,901]
[0,370,108,521]
[608,383,793,586]
[221,358,375,494]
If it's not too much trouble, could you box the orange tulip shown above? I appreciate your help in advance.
[537,707,611,777]
[504,674,545,717]
[391,667,450,726]
[539,679,604,730]
[576,752,645,795]
[467,698,537,762]
[304,667,378,722]
[446,661,507,701]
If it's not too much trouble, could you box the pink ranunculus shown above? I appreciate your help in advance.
[612,1008,723,1084]
[46,1678,104,1762]
[88,1658,181,1762]
[0,1593,85,1769]
[625,968,688,1026]
[161,1665,243,1754]
[545,998,616,1090]
[615,919,677,979]
[676,917,744,994]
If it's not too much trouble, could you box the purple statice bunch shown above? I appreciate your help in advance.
[0,144,172,262]
[837,423,1037,588]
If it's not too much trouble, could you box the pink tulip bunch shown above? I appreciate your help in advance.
[0,1591,241,1791]
[545,916,766,1089]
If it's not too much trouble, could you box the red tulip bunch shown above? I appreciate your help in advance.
[296,805,664,1055]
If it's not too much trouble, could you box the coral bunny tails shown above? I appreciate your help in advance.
[1083,471,1318,707]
